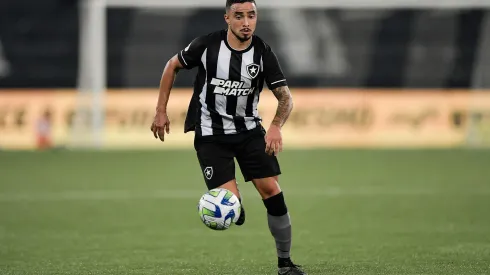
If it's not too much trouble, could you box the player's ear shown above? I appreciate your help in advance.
[224,13,230,25]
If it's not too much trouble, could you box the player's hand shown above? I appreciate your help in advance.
[151,111,170,142]
[265,125,282,156]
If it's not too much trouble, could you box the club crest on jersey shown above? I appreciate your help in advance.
[204,167,213,180]
[246,63,260,79]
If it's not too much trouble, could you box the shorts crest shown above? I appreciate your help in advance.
[204,166,213,180]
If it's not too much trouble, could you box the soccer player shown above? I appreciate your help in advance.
[151,1,306,274]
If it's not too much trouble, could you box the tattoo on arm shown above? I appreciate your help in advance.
[271,86,293,127]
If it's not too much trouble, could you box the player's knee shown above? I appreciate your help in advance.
[218,179,240,198]
[253,177,281,199]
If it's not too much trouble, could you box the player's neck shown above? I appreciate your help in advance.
[227,29,252,51]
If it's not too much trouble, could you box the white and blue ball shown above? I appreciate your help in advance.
[198,188,241,230]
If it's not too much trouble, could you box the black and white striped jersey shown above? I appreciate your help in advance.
[178,29,288,137]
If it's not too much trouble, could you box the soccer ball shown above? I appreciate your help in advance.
[198,188,241,230]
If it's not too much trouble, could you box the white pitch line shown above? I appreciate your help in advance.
[0,187,489,202]
[0,190,201,202]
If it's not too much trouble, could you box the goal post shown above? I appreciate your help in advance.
[76,0,106,148]
[76,0,490,149]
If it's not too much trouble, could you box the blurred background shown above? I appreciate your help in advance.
[1,1,490,274]
[1,0,490,149]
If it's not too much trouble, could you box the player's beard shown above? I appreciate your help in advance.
[231,28,251,43]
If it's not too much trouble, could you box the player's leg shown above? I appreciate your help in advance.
[234,182,246,226]
[236,128,306,275]
[252,176,290,261]
[194,139,240,198]
[215,179,240,198]
[217,178,245,226]
[195,139,244,226]
[253,177,304,275]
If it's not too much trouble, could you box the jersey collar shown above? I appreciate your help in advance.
[223,29,254,54]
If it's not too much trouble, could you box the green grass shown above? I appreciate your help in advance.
[1,149,490,274]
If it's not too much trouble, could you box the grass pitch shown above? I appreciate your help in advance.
[1,149,490,274]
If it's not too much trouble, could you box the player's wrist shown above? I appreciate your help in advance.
[270,121,282,129]
[156,106,167,114]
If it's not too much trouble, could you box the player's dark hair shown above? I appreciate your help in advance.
[226,0,256,11]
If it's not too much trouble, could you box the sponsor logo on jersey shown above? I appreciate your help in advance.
[210,78,255,96]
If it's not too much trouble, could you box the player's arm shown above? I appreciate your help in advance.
[151,36,207,142]
[263,46,292,155]
[151,55,184,141]
[266,85,293,155]
[271,85,293,128]
[156,55,184,114]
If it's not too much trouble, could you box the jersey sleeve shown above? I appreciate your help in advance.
[263,46,288,90]
[177,36,207,70]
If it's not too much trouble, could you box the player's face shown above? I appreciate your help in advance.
[225,2,257,42]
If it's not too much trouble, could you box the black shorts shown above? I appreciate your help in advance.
[194,125,281,189]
